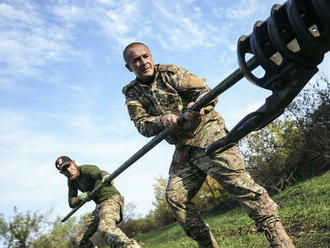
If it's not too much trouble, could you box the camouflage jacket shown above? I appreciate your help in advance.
[122,64,227,148]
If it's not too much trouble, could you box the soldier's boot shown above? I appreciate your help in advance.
[263,221,295,248]
[195,224,220,248]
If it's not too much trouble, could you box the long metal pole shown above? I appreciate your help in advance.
[61,57,258,222]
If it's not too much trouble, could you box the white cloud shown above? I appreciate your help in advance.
[51,5,86,22]
[0,1,40,25]
[225,0,262,20]
[95,0,117,6]
[49,1,144,46]
[151,1,229,50]
[0,1,79,80]
[1,0,234,70]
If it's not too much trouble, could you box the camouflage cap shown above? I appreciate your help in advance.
[55,156,72,171]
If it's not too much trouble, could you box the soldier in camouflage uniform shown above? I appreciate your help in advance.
[122,42,295,248]
[55,156,140,248]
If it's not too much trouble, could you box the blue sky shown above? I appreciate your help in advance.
[1,0,329,223]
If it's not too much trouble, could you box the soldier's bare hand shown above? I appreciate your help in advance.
[161,114,178,130]
[184,102,204,120]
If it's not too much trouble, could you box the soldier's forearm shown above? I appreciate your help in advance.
[135,116,164,137]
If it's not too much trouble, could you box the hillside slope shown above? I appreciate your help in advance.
[136,171,330,248]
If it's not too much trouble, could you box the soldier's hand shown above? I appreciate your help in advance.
[78,192,90,202]
[184,102,204,120]
[101,174,113,185]
[161,114,178,130]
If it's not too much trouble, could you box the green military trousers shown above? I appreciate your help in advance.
[165,145,280,248]
[69,194,140,248]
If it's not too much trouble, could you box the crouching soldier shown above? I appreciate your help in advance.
[55,156,140,248]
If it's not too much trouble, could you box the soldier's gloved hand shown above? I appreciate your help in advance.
[101,174,113,185]
[78,192,90,202]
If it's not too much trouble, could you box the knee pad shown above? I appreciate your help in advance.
[165,190,182,207]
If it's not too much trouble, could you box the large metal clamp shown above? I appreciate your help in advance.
[206,0,330,155]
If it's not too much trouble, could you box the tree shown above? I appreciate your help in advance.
[193,176,229,209]
[0,207,81,248]
[241,119,301,193]
[152,176,175,227]
[30,217,79,248]
[119,202,143,238]
[0,207,47,248]
[285,73,330,179]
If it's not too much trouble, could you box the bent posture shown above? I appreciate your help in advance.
[55,156,140,248]
[122,42,295,248]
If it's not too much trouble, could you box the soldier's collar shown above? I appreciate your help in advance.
[136,73,157,87]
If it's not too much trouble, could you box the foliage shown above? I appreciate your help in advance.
[0,207,80,248]
[0,207,47,248]
[241,119,301,193]
[285,73,330,179]
[151,176,175,228]
[30,217,79,248]
[119,202,144,237]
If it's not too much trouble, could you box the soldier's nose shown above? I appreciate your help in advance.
[141,57,147,65]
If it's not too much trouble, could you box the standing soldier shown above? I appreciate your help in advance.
[55,156,141,248]
[122,42,295,248]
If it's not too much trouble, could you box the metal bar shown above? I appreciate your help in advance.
[61,56,258,222]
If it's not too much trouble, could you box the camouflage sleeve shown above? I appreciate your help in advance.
[194,83,218,114]
[171,66,218,114]
[125,96,164,137]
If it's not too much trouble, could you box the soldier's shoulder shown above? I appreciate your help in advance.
[157,64,184,73]
[80,164,94,167]
[122,79,138,95]
[80,164,98,171]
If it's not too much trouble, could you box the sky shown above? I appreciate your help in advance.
[1,0,329,225]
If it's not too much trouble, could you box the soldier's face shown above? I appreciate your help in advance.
[125,45,155,82]
[61,161,80,180]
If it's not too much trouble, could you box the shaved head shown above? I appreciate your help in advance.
[123,42,150,63]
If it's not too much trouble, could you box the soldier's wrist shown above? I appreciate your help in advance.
[156,115,164,128]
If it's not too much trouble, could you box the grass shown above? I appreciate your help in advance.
[135,171,330,248]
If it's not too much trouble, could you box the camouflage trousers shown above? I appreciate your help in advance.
[69,194,140,248]
[165,145,280,248]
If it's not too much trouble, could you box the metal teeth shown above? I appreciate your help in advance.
[237,0,330,89]
[312,0,330,49]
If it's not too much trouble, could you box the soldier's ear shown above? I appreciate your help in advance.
[125,63,133,72]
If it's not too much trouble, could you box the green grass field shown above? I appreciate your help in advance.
[135,171,330,248]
